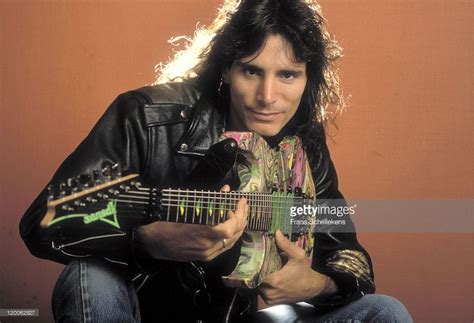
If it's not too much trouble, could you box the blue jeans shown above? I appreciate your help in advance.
[52,258,412,322]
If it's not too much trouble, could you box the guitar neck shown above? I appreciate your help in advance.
[43,174,310,237]
[155,188,300,233]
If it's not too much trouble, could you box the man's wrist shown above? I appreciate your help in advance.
[130,226,161,273]
[309,271,339,302]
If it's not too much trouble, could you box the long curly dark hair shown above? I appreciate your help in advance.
[156,0,344,153]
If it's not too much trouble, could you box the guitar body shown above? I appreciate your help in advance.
[218,132,316,289]
[223,231,281,288]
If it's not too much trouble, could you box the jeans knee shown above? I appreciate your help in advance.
[362,294,412,323]
[52,257,139,322]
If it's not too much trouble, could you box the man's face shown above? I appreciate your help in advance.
[224,34,307,137]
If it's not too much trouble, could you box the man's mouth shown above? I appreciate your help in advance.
[247,109,281,122]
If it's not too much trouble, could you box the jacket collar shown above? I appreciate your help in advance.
[176,93,226,157]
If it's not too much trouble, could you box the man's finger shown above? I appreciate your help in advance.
[220,184,231,192]
[226,197,247,225]
[275,230,305,259]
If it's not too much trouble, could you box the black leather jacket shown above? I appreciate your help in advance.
[20,80,375,308]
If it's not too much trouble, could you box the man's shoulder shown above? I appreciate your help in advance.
[130,79,202,108]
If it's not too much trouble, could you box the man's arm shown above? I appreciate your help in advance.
[308,139,375,306]
[19,92,149,265]
[19,94,248,270]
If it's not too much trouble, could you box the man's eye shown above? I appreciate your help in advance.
[280,71,296,79]
[243,67,258,76]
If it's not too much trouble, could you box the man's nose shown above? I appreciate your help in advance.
[257,77,277,106]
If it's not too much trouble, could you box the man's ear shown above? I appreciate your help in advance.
[222,69,230,83]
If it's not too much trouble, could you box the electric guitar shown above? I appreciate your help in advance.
[40,132,317,320]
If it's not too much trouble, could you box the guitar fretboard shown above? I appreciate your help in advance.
[159,188,301,234]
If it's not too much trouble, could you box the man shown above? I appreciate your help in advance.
[20,0,412,321]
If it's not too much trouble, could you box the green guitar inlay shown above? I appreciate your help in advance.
[179,199,185,216]
[195,199,201,217]
[209,200,214,217]
[220,205,224,218]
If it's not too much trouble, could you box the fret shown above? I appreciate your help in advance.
[286,192,293,237]
[262,197,266,231]
[256,193,260,231]
[287,193,293,240]
[206,190,212,226]
[280,191,286,234]
[201,190,206,225]
[223,191,228,223]
[270,191,276,234]
[175,189,180,223]
[212,190,218,226]
[231,191,236,224]
[271,192,279,233]
[249,193,256,230]
[191,190,196,224]
[253,193,258,231]
[195,192,201,225]
[263,197,267,231]
[242,192,248,229]
[166,190,171,222]
[266,192,271,231]
[277,191,282,233]
[184,189,189,224]
[265,192,270,231]
[217,193,225,223]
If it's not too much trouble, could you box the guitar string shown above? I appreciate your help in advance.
[56,190,307,227]
[70,191,306,215]
[110,190,306,214]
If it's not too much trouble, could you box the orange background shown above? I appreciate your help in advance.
[1,0,473,322]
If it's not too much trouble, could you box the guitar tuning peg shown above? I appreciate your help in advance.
[67,177,74,187]
[287,186,293,194]
[59,181,67,197]
[271,185,278,193]
[111,162,122,177]
[93,170,101,184]
[85,196,98,203]
[47,185,55,201]
[78,174,92,188]
[102,164,112,181]
[66,177,81,193]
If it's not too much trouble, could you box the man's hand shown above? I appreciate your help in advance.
[135,185,248,262]
[258,230,338,305]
